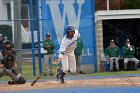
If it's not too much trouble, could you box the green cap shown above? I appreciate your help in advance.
[46,33,50,37]
[126,39,130,42]
[110,40,115,43]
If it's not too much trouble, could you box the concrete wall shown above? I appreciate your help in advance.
[96,20,104,72]
[81,64,94,74]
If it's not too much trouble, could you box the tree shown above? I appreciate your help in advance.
[95,0,140,11]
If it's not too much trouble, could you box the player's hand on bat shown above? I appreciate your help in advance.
[53,53,64,65]
[54,59,61,65]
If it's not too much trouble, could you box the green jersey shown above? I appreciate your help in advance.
[74,38,83,55]
[105,45,120,57]
[122,45,135,58]
[43,39,55,54]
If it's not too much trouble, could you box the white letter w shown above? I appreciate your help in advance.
[46,0,85,44]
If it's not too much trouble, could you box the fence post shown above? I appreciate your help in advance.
[36,0,42,74]
[29,0,36,76]
[14,0,22,73]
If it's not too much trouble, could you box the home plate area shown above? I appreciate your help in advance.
[0,75,140,93]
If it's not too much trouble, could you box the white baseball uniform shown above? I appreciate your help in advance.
[59,30,78,73]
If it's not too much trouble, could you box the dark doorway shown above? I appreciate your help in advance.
[103,19,140,59]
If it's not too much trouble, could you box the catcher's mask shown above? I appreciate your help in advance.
[3,41,12,50]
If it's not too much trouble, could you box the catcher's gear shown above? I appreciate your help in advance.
[8,76,26,84]
[3,40,12,46]
[3,40,12,50]
[2,53,15,69]
[18,76,26,84]
[2,48,16,57]
[11,67,19,75]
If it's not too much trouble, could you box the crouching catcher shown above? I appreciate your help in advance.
[0,41,26,84]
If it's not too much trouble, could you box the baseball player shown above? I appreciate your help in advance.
[42,33,55,76]
[0,34,3,50]
[56,25,79,83]
[105,40,120,72]
[0,41,26,84]
[123,39,140,71]
[74,33,85,74]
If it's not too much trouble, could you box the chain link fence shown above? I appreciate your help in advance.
[0,0,43,81]
[0,0,96,81]
[0,0,140,83]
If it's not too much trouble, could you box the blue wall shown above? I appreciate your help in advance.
[41,0,96,71]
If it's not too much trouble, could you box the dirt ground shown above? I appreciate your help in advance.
[0,76,140,92]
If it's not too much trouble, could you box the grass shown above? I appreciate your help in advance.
[1,63,140,82]
[90,70,140,76]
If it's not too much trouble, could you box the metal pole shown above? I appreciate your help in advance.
[14,0,22,73]
[36,0,42,74]
[107,0,110,11]
[29,0,36,76]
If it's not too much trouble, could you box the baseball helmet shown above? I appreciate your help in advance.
[3,40,12,49]
[65,25,75,34]
[3,40,11,45]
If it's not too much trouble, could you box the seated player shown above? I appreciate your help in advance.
[105,40,120,72]
[123,39,140,71]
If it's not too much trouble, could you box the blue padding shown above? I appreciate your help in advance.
[104,62,110,72]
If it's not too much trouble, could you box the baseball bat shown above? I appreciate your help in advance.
[30,59,60,86]
[30,64,52,86]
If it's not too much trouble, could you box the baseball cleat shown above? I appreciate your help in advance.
[56,67,66,84]
[60,78,65,84]
[8,80,22,84]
